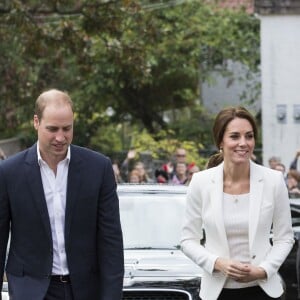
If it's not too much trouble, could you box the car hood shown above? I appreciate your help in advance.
[124,249,203,279]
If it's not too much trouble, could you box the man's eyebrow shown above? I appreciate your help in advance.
[45,125,72,129]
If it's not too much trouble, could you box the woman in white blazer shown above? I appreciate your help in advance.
[181,106,294,300]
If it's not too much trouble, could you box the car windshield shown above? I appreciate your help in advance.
[119,190,186,250]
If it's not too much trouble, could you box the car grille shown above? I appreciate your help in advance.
[122,289,191,300]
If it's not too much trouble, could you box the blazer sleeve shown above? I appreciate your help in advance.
[258,172,294,278]
[180,172,218,274]
[97,157,124,300]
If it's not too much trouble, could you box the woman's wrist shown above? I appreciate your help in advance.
[257,267,267,279]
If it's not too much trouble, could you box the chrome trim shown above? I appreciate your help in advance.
[122,288,192,300]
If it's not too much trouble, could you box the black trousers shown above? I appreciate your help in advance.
[217,286,281,300]
[44,277,74,300]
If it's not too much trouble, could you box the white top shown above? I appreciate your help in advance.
[223,192,258,288]
[37,144,70,275]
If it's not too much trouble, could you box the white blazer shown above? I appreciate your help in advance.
[181,160,294,300]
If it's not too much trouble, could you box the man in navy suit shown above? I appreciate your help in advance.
[0,89,124,300]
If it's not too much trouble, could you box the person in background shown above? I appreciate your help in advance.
[274,162,286,175]
[268,156,281,169]
[134,161,153,183]
[181,106,294,300]
[273,162,288,185]
[128,169,141,183]
[287,169,300,198]
[186,163,200,185]
[112,160,124,183]
[171,162,188,185]
[162,147,187,180]
[290,148,300,171]
[0,89,124,300]
[154,169,169,184]
[120,148,137,180]
[175,147,187,163]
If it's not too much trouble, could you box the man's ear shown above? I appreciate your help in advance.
[33,115,39,130]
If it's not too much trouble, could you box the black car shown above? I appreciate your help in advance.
[118,184,202,300]
[279,198,300,300]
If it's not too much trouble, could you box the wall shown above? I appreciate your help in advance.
[260,15,300,168]
[201,60,260,115]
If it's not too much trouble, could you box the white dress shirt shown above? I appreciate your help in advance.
[37,144,70,275]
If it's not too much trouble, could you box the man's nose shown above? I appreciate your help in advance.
[55,131,65,142]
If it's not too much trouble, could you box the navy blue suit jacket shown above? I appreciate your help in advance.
[0,144,124,300]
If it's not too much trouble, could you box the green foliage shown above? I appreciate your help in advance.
[0,0,260,152]
[124,127,208,169]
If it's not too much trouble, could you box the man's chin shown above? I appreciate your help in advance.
[52,147,68,157]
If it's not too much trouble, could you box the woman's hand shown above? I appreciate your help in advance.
[214,258,266,282]
[235,264,267,282]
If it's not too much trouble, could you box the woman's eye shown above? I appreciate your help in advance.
[230,135,239,139]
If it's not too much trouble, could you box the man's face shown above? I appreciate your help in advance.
[175,149,186,163]
[34,103,73,162]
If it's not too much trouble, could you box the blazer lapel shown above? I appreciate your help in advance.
[210,163,230,255]
[248,161,264,249]
[65,146,82,240]
[24,144,52,240]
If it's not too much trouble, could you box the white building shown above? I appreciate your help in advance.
[256,0,300,169]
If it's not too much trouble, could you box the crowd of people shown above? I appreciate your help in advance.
[2,136,300,195]
[111,147,201,185]
[110,143,300,196]
[268,151,300,198]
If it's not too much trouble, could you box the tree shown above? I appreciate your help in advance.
[0,0,260,150]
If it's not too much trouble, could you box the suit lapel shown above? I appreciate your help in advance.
[248,161,264,249]
[24,144,52,240]
[65,146,82,240]
[210,163,230,254]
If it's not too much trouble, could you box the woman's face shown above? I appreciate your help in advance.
[220,117,255,165]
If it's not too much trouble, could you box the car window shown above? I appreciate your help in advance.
[119,192,186,250]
